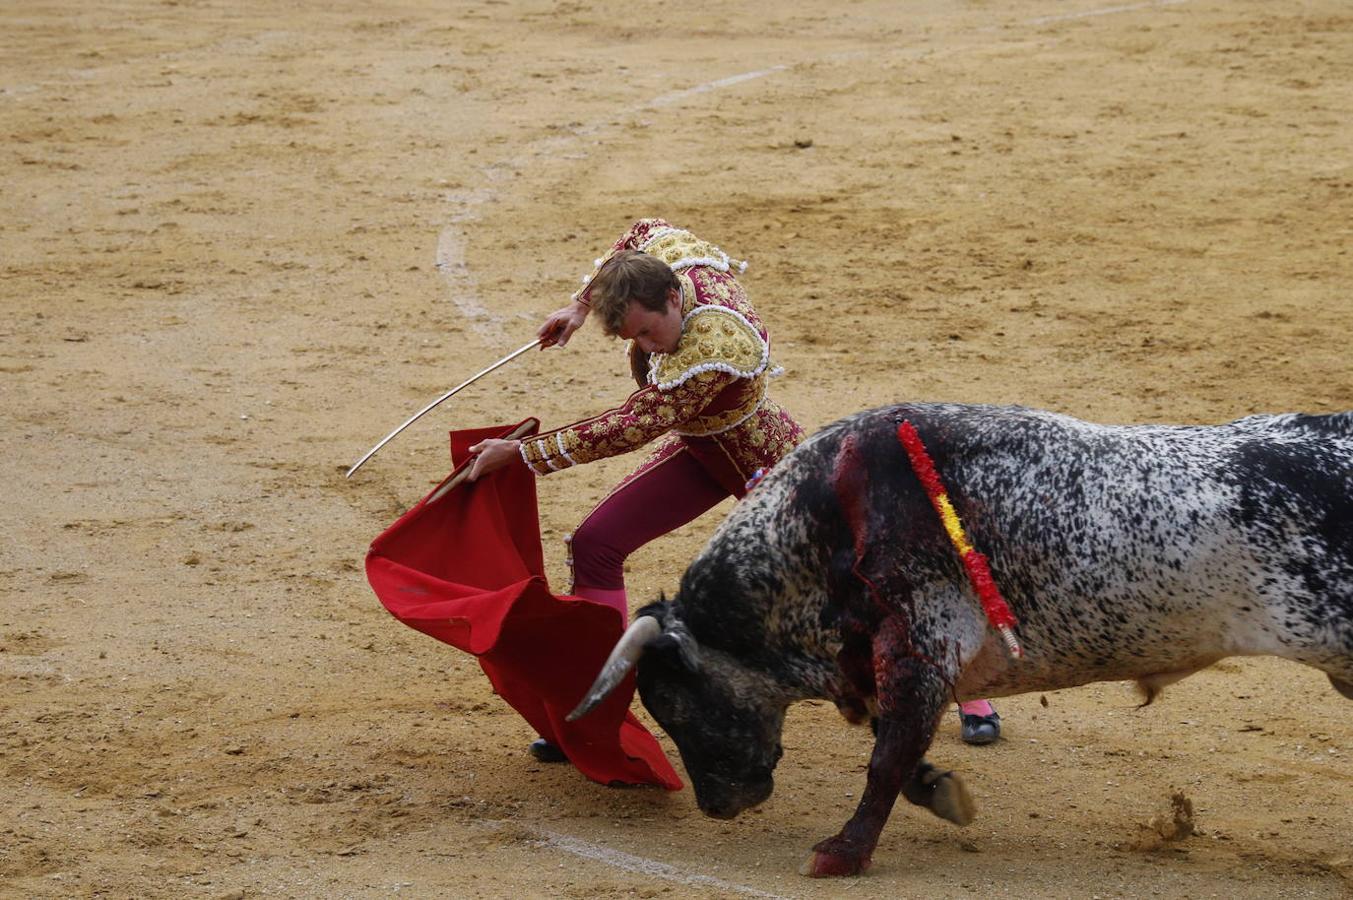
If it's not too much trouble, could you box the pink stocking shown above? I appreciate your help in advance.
[573,585,629,623]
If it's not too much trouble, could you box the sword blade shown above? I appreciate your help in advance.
[345,338,541,479]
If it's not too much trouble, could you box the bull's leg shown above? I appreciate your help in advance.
[803,701,948,876]
[804,623,954,877]
[869,722,974,824]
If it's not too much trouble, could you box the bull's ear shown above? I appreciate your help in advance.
[675,633,701,672]
[635,593,673,622]
[634,594,697,670]
[650,626,701,673]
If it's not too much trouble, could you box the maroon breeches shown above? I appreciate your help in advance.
[569,439,731,593]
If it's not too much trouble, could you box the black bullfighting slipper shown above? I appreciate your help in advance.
[529,738,568,763]
[959,711,1001,745]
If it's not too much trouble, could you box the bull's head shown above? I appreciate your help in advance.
[568,601,788,819]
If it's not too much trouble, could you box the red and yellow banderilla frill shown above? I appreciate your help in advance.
[896,421,1023,659]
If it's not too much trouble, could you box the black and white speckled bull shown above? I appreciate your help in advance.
[569,402,1353,877]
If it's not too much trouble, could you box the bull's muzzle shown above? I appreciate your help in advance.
[693,772,775,820]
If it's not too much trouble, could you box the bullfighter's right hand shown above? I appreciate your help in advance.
[466,439,522,481]
[538,300,589,349]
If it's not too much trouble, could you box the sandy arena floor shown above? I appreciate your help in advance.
[3,0,1352,896]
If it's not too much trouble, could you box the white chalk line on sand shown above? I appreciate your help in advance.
[534,830,794,899]
[649,65,791,108]
[434,222,499,338]
[437,0,1191,343]
[1023,0,1188,26]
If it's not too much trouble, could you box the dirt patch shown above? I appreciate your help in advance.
[3,0,1351,896]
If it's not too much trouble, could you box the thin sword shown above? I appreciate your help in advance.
[345,338,541,479]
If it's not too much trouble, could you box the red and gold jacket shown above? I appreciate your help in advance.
[518,220,805,497]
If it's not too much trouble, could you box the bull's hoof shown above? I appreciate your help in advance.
[905,765,977,826]
[932,770,976,826]
[800,849,871,877]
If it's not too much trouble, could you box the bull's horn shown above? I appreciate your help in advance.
[566,615,662,721]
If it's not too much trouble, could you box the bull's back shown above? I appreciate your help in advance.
[742,403,1353,690]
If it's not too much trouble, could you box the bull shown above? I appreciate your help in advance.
[569,402,1353,877]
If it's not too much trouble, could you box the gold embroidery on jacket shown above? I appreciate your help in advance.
[648,274,770,390]
[672,377,767,437]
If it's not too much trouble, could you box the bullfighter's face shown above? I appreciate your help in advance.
[636,639,787,819]
[617,288,683,355]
